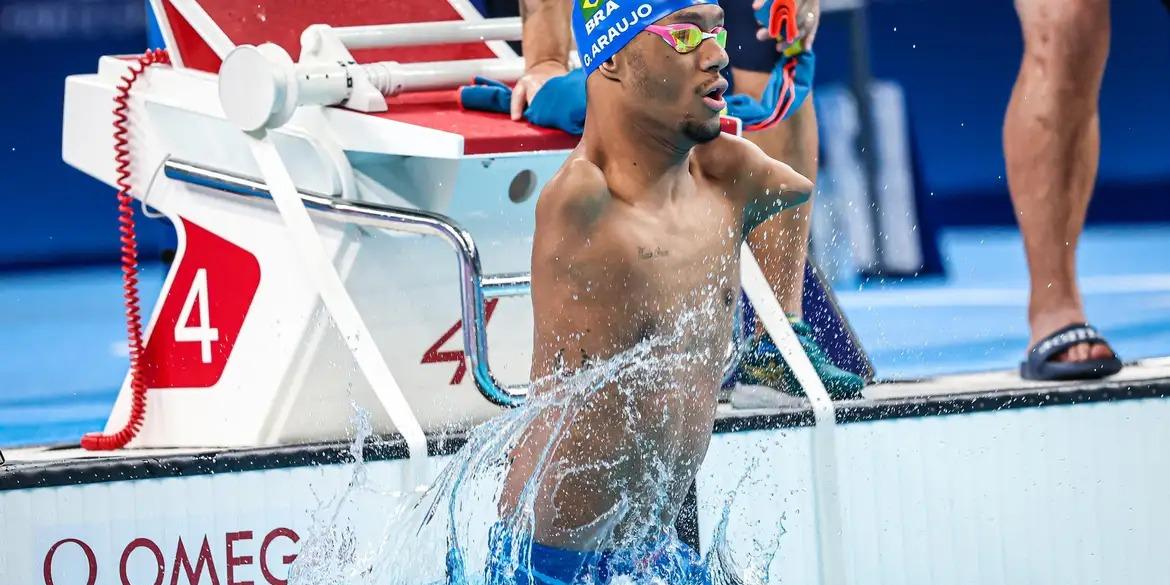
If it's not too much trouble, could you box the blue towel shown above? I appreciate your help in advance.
[730,46,815,132]
[458,76,513,113]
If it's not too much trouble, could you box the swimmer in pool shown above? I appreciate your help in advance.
[494,0,812,581]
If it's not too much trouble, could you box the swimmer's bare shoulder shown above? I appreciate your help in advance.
[532,156,614,285]
[535,156,611,238]
[693,133,813,221]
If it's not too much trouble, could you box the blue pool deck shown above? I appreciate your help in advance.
[1,224,1168,447]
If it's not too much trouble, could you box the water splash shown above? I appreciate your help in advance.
[290,306,789,584]
[705,448,787,585]
[288,404,374,584]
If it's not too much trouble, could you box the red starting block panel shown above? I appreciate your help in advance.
[195,0,497,63]
[158,0,500,72]
[380,91,581,155]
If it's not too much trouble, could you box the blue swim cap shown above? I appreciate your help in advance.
[573,0,718,76]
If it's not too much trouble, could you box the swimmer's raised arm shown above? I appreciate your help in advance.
[694,133,812,226]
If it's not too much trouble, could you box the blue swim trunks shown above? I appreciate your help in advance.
[478,523,711,585]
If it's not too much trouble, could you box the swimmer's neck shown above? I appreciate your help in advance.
[583,113,696,202]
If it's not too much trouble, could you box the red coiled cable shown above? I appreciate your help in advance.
[81,49,171,451]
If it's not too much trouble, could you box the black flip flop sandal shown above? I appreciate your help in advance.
[1020,323,1123,381]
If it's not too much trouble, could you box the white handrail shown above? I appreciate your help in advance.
[244,131,430,488]
[333,17,522,50]
[740,244,847,585]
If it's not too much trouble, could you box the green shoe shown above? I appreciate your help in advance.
[734,320,865,399]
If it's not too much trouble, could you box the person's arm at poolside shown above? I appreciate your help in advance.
[513,0,574,120]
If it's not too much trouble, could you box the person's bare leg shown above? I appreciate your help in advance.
[735,67,817,317]
[1005,0,1113,363]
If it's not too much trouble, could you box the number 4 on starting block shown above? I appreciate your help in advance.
[141,219,261,389]
[174,268,221,364]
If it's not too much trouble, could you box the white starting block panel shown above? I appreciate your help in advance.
[61,0,581,449]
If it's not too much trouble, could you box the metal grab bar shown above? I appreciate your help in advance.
[482,272,532,299]
[164,159,529,407]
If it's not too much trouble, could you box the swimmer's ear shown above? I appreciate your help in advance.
[597,57,621,82]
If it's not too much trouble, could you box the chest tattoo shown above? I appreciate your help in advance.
[637,246,670,260]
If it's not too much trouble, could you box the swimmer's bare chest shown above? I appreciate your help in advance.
[512,170,752,545]
[532,181,743,378]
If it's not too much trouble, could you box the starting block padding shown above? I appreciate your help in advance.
[380,91,581,155]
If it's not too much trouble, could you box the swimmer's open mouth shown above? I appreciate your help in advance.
[701,79,729,112]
